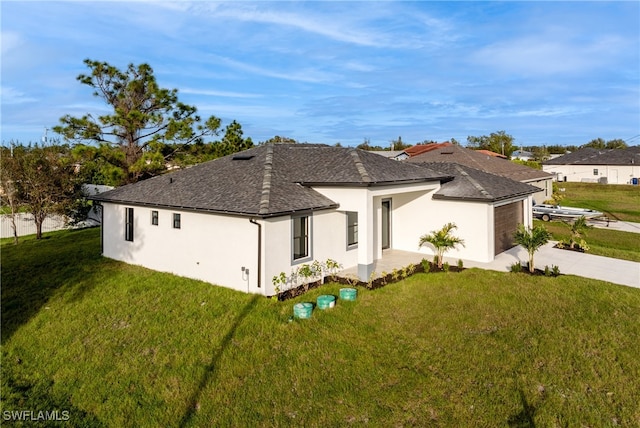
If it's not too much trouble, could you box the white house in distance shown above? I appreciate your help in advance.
[93,144,538,296]
[542,147,640,184]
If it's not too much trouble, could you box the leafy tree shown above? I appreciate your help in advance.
[513,224,552,273]
[0,144,21,244]
[53,59,223,185]
[604,139,627,149]
[583,138,628,150]
[583,138,606,149]
[3,143,81,239]
[262,136,298,144]
[529,146,550,162]
[390,136,412,151]
[218,120,253,156]
[418,222,465,269]
[546,144,568,155]
[466,130,515,157]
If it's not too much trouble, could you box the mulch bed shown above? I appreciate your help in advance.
[274,262,465,301]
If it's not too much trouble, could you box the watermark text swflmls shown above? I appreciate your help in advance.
[2,410,71,422]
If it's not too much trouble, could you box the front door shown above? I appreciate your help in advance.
[382,199,391,249]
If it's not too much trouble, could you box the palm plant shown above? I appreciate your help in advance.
[513,224,552,273]
[418,223,465,269]
[566,216,592,250]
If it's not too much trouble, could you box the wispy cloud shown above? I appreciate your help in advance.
[0,86,37,104]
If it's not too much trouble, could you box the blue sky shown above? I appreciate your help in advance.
[2,1,639,148]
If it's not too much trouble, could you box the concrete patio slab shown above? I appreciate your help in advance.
[339,243,640,289]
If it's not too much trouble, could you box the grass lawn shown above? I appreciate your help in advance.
[2,228,640,427]
[533,220,640,262]
[555,182,640,223]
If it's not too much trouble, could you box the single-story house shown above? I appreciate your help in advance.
[92,144,538,296]
[404,144,553,204]
[542,147,640,184]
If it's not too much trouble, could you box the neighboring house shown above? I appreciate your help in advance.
[542,147,640,184]
[93,144,538,296]
[367,150,405,160]
[476,149,507,159]
[404,144,553,204]
[512,150,535,161]
[82,184,114,222]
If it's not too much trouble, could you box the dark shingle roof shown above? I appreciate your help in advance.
[543,147,640,166]
[420,162,540,202]
[93,144,449,217]
[405,144,552,182]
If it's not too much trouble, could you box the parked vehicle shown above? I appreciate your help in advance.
[533,204,604,222]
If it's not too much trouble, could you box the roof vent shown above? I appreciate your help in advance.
[441,151,454,155]
[232,155,255,160]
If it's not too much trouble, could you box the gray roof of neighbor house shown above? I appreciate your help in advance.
[422,162,540,202]
[92,144,450,218]
[405,144,552,183]
[542,147,640,166]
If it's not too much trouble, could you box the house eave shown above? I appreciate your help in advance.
[298,177,451,188]
[432,191,535,203]
[90,196,339,219]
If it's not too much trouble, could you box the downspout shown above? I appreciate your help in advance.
[250,218,261,288]
[98,202,104,254]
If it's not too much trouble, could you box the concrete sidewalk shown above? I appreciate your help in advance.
[456,242,640,289]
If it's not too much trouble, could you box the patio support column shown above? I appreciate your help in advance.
[357,193,375,281]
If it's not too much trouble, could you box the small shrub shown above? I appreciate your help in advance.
[367,271,376,289]
[391,268,400,282]
[443,262,450,273]
[552,265,561,276]
[578,239,590,252]
[421,258,431,273]
[381,271,388,285]
[400,268,407,280]
[544,265,552,277]
[406,263,416,276]
[510,262,523,273]
[457,259,464,270]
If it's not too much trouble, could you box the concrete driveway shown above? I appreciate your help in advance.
[458,242,640,289]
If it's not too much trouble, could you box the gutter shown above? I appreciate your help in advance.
[249,218,261,288]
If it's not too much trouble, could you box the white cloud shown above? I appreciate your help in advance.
[0,86,37,104]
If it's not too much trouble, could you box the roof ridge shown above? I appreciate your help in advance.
[349,149,372,182]
[454,164,493,199]
[259,144,274,215]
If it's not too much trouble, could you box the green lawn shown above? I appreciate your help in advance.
[556,182,640,223]
[2,229,640,427]
[534,220,640,262]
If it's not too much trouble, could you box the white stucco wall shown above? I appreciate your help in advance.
[543,164,640,184]
[261,211,358,295]
[102,203,259,294]
[419,198,494,263]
